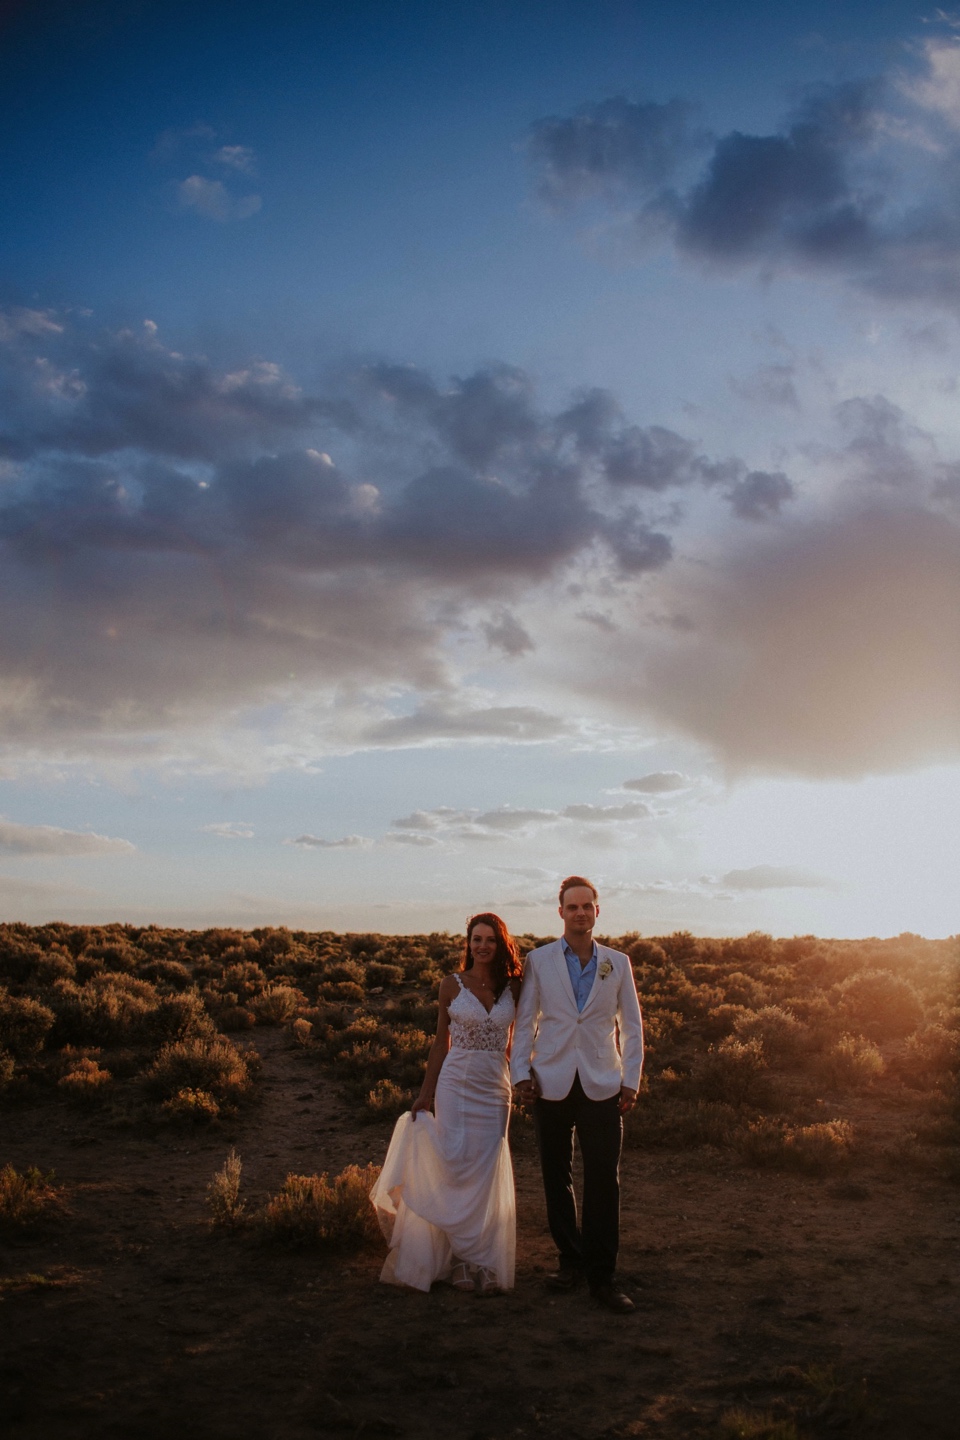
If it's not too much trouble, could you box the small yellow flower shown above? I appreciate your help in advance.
[598,958,613,980]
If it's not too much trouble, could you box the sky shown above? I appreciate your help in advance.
[0,0,958,938]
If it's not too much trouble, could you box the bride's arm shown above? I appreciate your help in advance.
[504,977,522,1059]
[411,974,457,1118]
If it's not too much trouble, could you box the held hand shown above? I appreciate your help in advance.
[512,1078,540,1107]
[618,1085,638,1115]
[411,1094,433,1121]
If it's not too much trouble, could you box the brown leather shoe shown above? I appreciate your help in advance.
[544,1265,583,1292]
[590,1282,635,1313]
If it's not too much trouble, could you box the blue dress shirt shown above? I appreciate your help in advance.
[561,936,598,1012]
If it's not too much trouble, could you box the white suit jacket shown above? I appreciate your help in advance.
[510,939,644,1102]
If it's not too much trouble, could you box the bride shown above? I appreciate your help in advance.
[370,913,522,1296]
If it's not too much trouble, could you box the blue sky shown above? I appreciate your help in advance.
[0,0,958,936]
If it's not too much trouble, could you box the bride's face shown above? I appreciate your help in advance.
[469,923,497,968]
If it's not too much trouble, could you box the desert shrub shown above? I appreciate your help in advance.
[141,959,192,990]
[320,958,365,986]
[216,1005,257,1031]
[291,1017,313,1046]
[364,1078,412,1121]
[0,989,55,1058]
[142,1035,256,1108]
[208,1150,245,1226]
[690,1037,771,1108]
[818,1033,884,1088]
[34,950,76,983]
[0,1047,15,1090]
[718,1409,799,1440]
[143,990,215,1045]
[250,984,304,1025]
[0,1164,63,1229]
[625,1095,740,1149]
[162,1087,221,1122]
[79,940,145,974]
[740,1118,854,1173]
[898,1024,960,1088]
[260,1163,382,1249]
[628,938,668,967]
[217,961,268,1000]
[733,1006,806,1065]
[0,940,46,983]
[836,969,925,1040]
[365,962,405,989]
[47,974,159,1047]
[699,1003,749,1041]
[739,1118,792,1168]
[722,971,769,1007]
[57,1056,111,1101]
[319,979,365,1003]
[786,1120,854,1172]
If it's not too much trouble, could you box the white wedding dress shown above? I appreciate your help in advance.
[370,975,516,1291]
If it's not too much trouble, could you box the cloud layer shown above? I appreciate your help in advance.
[0,312,776,761]
[528,38,960,307]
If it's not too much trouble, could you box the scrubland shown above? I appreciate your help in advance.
[1,922,957,1439]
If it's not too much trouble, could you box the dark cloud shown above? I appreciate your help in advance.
[528,50,960,307]
[602,425,697,489]
[529,97,708,210]
[482,610,534,657]
[725,470,795,521]
[623,771,689,793]
[0,313,793,760]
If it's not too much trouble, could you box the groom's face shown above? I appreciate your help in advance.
[560,886,598,935]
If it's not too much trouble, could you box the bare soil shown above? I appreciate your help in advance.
[2,1027,958,1440]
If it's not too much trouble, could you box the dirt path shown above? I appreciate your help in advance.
[2,1029,958,1439]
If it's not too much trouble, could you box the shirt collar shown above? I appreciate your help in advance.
[561,936,598,966]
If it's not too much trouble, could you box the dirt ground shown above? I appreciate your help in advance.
[2,1027,958,1440]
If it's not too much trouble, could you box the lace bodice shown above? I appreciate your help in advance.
[447,976,515,1052]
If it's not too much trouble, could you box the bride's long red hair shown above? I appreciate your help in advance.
[463,912,522,997]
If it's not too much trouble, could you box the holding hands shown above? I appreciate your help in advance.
[512,1076,540,1107]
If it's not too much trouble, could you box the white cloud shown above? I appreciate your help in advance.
[287,833,372,849]
[177,175,261,222]
[213,144,257,174]
[201,821,254,840]
[0,819,134,857]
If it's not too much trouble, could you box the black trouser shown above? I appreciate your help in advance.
[533,1071,623,1289]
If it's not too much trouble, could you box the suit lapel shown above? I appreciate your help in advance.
[578,945,607,1018]
[549,940,580,1015]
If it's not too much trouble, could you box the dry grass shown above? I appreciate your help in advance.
[57,1055,112,1101]
[0,1163,64,1229]
[259,1163,383,1250]
[740,1118,854,1174]
[364,1077,412,1122]
[207,1149,245,1227]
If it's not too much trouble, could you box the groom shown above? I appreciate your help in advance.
[512,876,644,1313]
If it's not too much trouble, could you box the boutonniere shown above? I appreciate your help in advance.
[598,958,613,980]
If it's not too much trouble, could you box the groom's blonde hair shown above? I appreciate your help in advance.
[558,875,598,907]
